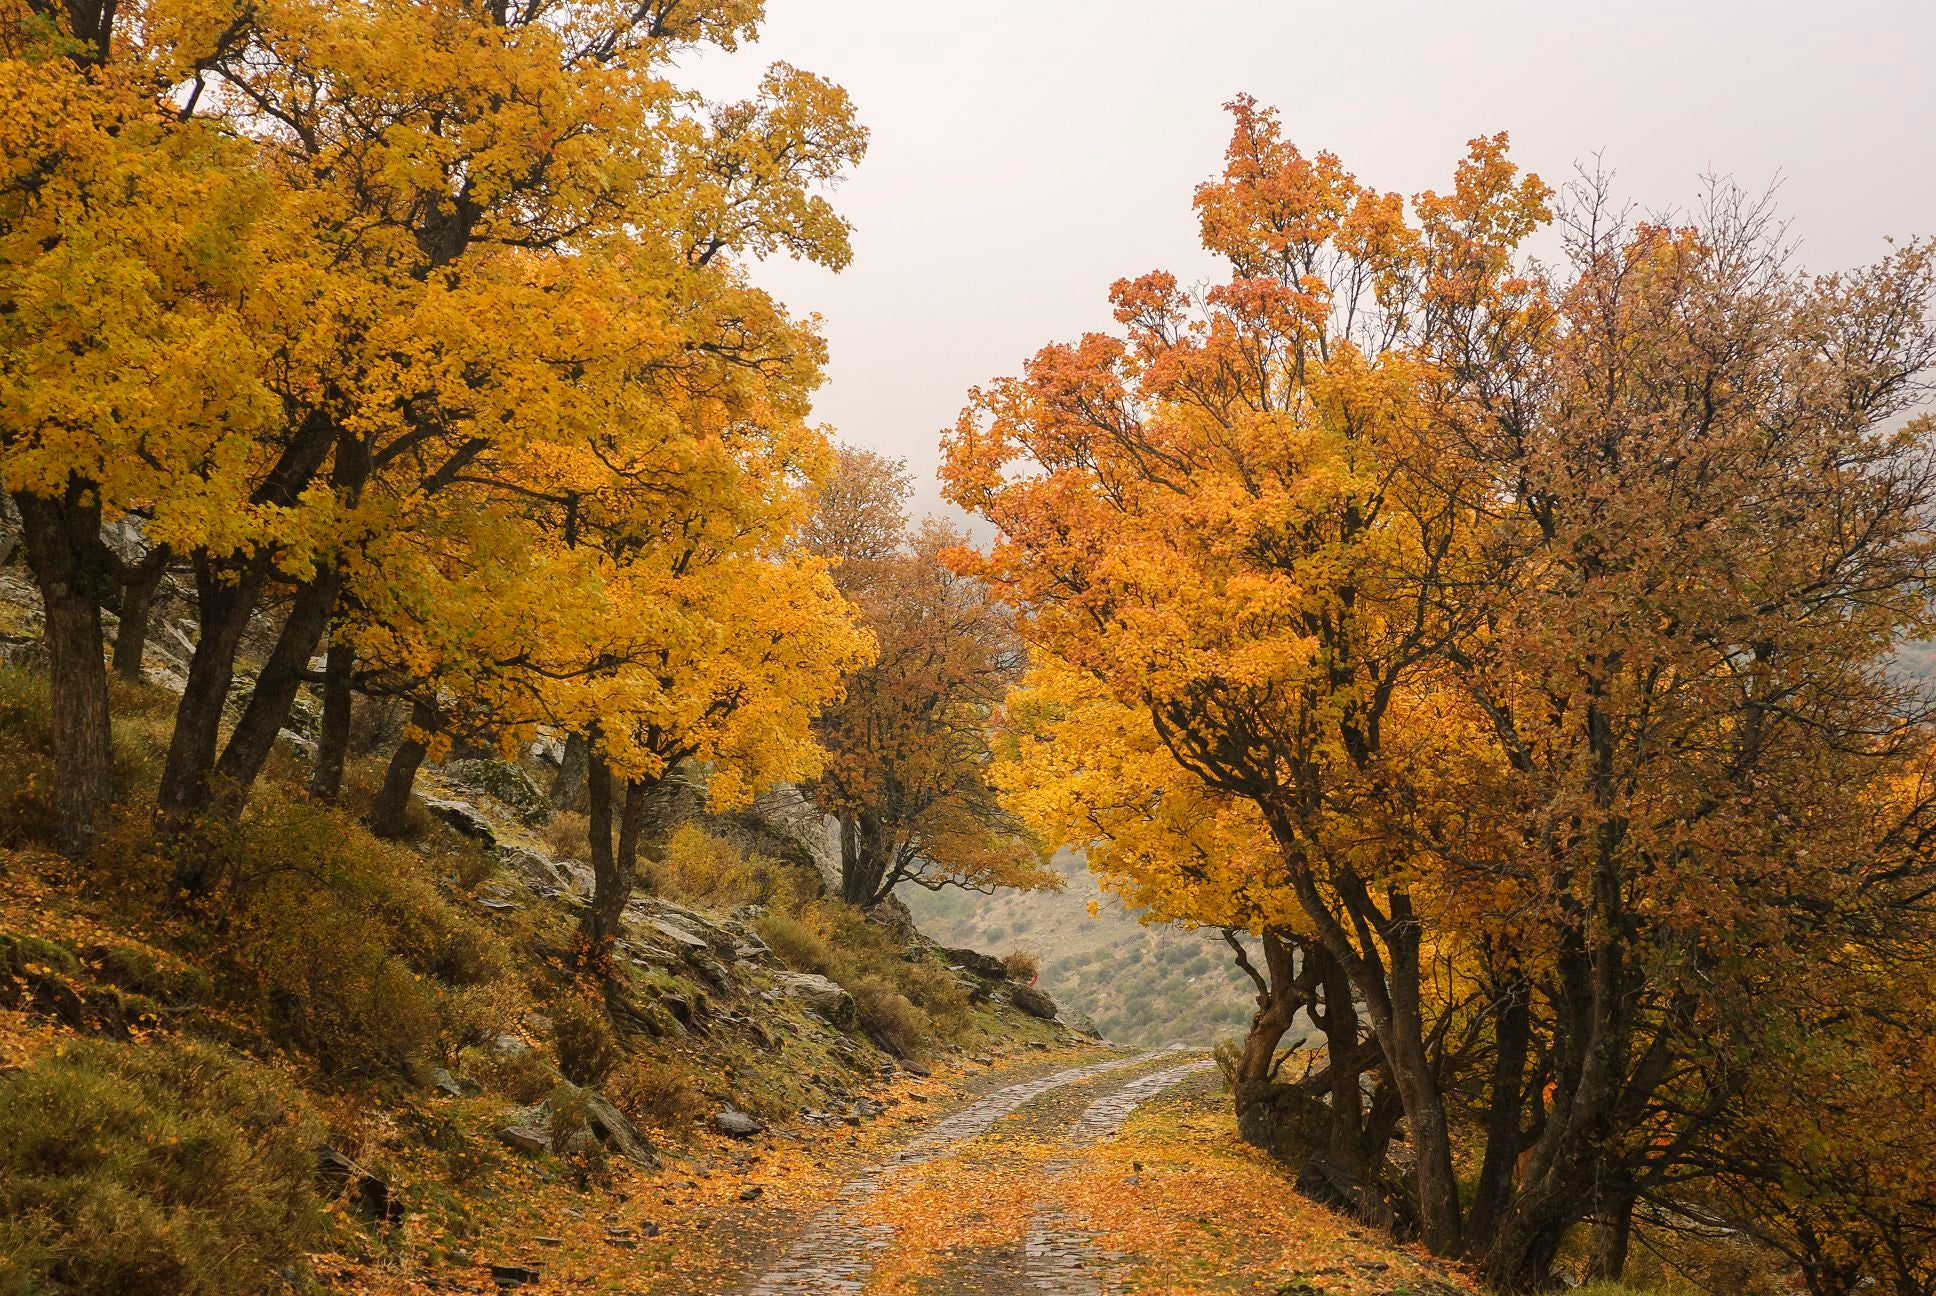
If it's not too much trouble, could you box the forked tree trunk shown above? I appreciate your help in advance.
[112,563,161,682]
[839,811,895,906]
[12,486,114,858]
[159,554,266,826]
[308,637,354,802]
[370,701,435,839]
[210,569,343,817]
[581,759,685,962]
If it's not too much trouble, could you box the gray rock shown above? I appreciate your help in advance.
[441,757,550,824]
[430,1067,479,1098]
[580,1090,657,1167]
[774,971,854,1027]
[422,797,497,846]
[1011,983,1059,1020]
[1057,1007,1103,1039]
[938,947,1009,981]
[714,1108,764,1138]
[497,1123,551,1155]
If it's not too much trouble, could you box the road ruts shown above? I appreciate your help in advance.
[741,1051,1174,1296]
[1019,1058,1218,1295]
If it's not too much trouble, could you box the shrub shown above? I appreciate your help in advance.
[655,825,780,908]
[550,995,620,1086]
[606,1058,706,1133]
[209,789,515,1079]
[1003,949,1040,984]
[542,811,589,862]
[472,1045,558,1105]
[851,974,929,1058]
[754,912,834,976]
[0,1038,319,1296]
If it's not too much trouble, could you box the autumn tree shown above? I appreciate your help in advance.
[946,97,1936,1287]
[0,0,271,855]
[806,447,1056,908]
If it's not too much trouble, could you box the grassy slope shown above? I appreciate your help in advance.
[899,853,1263,1048]
[0,662,1082,1295]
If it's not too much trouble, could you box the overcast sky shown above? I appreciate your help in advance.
[686,1,1936,519]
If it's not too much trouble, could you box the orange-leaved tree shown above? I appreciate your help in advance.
[806,446,1056,908]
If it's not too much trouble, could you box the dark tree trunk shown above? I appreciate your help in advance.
[308,637,354,802]
[210,568,343,816]
[1468,980,1532,1248]
[112,562,161,682]
[370,701,435,839]
[581,760,685,961]
[840,811,893,906]
[159,554,266,825]
[1583,1172,1636,1284]
[12,486,114,857]
[1380,910,1465,1256]
[550,731,588,809]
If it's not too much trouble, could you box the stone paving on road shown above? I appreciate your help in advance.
[741,1048,1214,1296]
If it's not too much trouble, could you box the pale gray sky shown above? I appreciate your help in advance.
[688,1,1935,518]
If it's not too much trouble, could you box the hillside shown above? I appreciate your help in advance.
[900,853,1266,1049]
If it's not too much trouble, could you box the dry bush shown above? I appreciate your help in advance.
[1003,949,1040,984]
[851,974,929,1057]
[607,1057,707,1133]
[0,1037,320,1295]
[550,993,620,1086]
[471,1044,558,1105]
[655,824,781,908]
[542,811,589,862]
[753,911,834,976]
[206,788,517,1079]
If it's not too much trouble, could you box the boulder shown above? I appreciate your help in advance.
[774,971,854,1027]
[580,1090,657,1167]
[937,947,1009,981]
[422,797,497,846]
[1057,1007,1103,1039]
[496,1123,551,1155]
[714,1108,764,1138]
[442,758,550,825]
[1010,983,1059,1021]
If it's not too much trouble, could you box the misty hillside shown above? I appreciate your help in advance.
[900,853,1261,1048]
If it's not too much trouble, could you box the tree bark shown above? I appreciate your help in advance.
[549,731,588,809]
[840,811,894,906]
[209,568,344,817]
[158,554,265,824]
[370,701,435,839]
[1583,1172,1636,1284]
[112,562,161,682]
[308,636,354,802]
[11,486,115,857]
[581,760,686,961]
[1468,980,1533,1248]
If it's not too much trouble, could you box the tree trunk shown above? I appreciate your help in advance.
[1468,981,1532,1248]
[308,637,354,802]
[158,554,265,824]
[210,569,343,817]
[12,486,114,858]
[370,701,435,839]
[112,563,161,682]
[581,761,686,961]
[840,811,893,906]
[1583,1173,1636,1284]
[550,731,588,809]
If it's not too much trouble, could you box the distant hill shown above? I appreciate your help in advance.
[900,853,1260,1048]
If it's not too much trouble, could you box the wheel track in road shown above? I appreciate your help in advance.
[740,1049,1203,1295]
